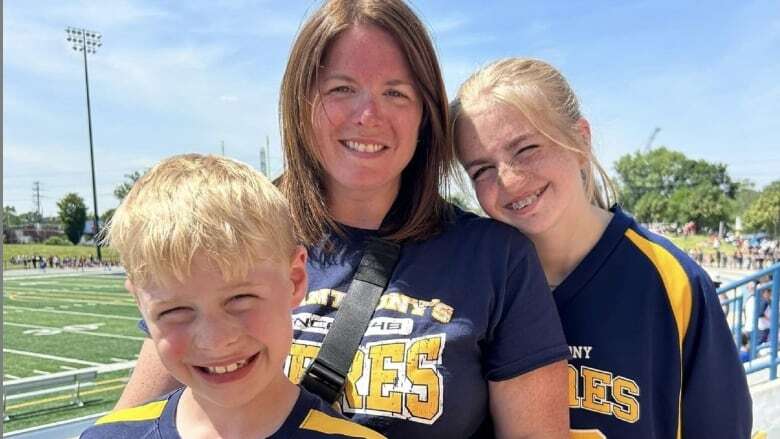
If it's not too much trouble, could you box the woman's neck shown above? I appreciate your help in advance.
[532,202,612,289]
[176,374,299,439]
[327,179,401,229]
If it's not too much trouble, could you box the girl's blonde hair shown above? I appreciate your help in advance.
[278,0,454,246]
[451,58,616,209]
[104,154,296,288]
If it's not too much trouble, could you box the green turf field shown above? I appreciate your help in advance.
[2,271,143,433]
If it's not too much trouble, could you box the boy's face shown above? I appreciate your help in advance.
[130,247,307,409]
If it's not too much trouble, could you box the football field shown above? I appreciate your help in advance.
[2,271,142,433]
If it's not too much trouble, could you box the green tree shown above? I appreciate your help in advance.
[743,181,780,237]
[57,193,88,245]
[3,206,22,228]
[614,147,737,227]
[114,170,145,201]
[733,179,760,218]
[669,184,733,230]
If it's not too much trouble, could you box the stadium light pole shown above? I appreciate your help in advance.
[66,27,103,261]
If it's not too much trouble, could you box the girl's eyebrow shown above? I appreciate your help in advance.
[462,134,533,170]
[503,133,532,151]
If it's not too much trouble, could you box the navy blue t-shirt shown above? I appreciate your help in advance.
[556,207,751,438]
[284,207,569,438]
[81,386,385,438]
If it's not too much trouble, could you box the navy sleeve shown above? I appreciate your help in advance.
[483,240,569,381]
[681,269,752,438]
[80,423,157,439]
[138,318,150,336]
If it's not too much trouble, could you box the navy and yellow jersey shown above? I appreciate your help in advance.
[80,387,385,438]
[555,206,752,438]
[286,206,569,438]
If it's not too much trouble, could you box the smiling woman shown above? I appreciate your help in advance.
[115,2,570,438]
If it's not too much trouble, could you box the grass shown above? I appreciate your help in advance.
[665,234,737,255]
[3,244,120,269]
[2,271,142,433]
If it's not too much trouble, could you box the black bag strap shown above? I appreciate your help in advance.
[300,236,401,404]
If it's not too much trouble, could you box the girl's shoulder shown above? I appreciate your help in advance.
[617,209,712,289]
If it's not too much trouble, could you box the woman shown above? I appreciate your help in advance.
[116,2,570,437]
[451,57,752,438]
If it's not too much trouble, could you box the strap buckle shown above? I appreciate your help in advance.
[300,358,345,404]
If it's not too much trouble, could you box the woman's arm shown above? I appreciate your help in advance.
[489,360,569,439]
[114,338,182,410]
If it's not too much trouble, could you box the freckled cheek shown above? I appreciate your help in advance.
[319,100,351,127]
[243,312,293,352]
[475,184,501,215]
[154,329,192,363]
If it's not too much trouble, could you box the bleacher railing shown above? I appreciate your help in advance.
[718,262,779,381]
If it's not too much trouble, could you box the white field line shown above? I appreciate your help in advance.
[59,366,77,370]
[4,322,146,341]
[110,358,127,362]
[4,295,137,307]
[4,374,21,380]
[33,370,50,375]
[4,305,139,320]
[5,288,130,298]
[3,348,104,366]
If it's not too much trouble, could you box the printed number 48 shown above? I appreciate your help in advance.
[571,430,606,439]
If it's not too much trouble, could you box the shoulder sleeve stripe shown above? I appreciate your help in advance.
[94,400,167,425]
[625,228,692,439]
[299,409,386,438]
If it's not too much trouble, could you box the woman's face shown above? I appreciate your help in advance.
[456,102,587,237]
[312,24,422,199]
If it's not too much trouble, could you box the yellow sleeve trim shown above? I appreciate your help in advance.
[299,409,386,438]
[625,228,692,439]
[94,400,167,425]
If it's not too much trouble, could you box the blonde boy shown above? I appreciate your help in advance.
[82,154,383,439]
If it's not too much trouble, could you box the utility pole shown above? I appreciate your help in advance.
[259,136,271,176]
[32,181,42,220]
[66,26,103,261]
[221,140,225,156]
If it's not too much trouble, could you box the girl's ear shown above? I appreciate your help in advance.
[575,117,593,167]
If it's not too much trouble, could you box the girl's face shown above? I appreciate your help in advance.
[456,102,588,237]
[312,24,422,199]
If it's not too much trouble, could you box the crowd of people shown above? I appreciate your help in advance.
[7,254,120,270]
[689,236,780,270]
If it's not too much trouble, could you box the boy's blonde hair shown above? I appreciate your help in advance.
[451,58,617,210]
[104,154,296,288]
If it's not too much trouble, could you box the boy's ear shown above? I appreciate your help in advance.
[289,245,308,308]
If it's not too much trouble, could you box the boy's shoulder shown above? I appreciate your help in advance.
[284,388,386,438]
[80,389,181,439]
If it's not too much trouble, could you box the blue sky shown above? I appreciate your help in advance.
[4,0,779,217]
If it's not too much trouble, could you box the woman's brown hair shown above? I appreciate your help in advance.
[278,0,454,246]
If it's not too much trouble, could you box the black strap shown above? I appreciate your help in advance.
[301,236,401,404]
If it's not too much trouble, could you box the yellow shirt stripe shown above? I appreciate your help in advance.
[94,400,167,425]
[299,409,386,438]
[625,229,692,439]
